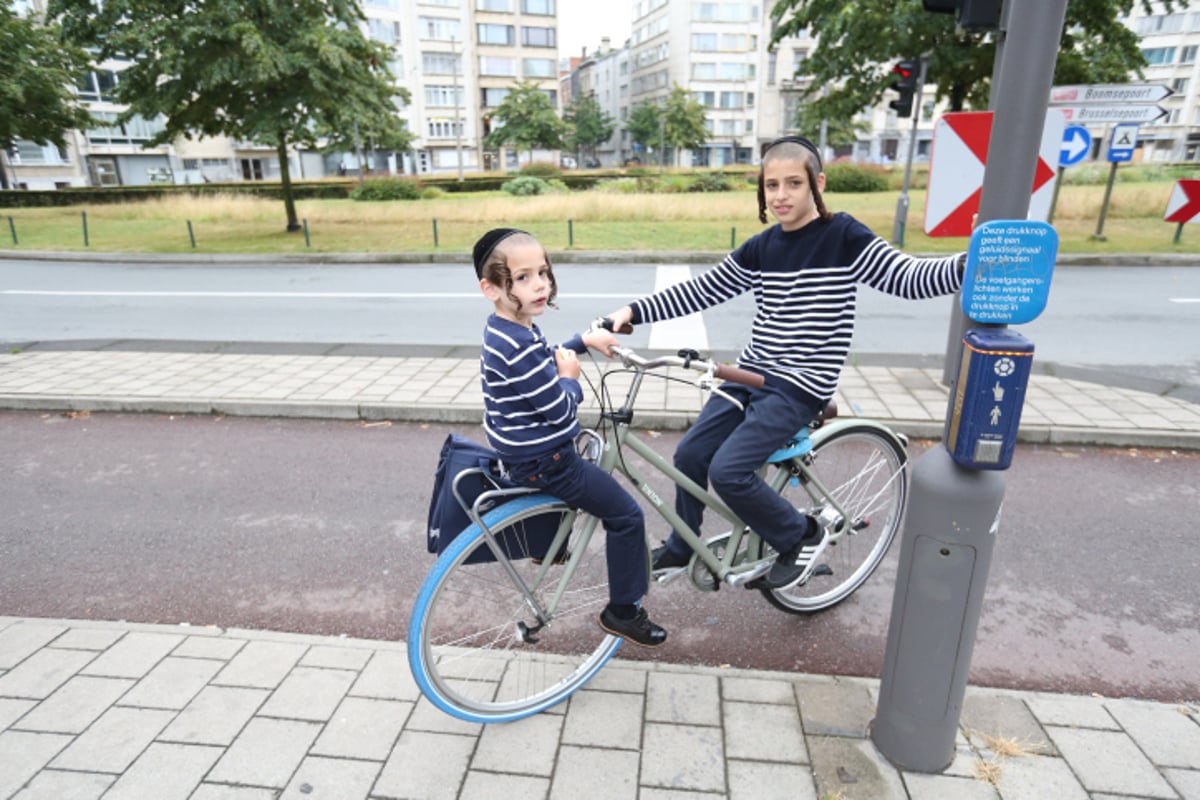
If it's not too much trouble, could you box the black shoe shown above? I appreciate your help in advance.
[761,522,829,590]
[599,607,668,647]
[651,544,689,571]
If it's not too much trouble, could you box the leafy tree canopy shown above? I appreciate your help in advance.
[625,86,710,166]
[484,79,570,161]
[564,93,616,157]
[0,1,95,189]
[47,0,412,230]
[769,0,1188,122]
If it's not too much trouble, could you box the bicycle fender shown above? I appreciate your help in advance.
[809,418,909,463]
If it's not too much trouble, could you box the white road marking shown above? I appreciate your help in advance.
[1169,298,1200,303]
[646,265,709,351]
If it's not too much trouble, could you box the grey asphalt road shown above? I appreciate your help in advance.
[3,410,1196,703]
[2,259,1197,395]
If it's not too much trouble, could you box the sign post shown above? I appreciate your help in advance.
[1093,123,1141,241]
[871,0,1069,773]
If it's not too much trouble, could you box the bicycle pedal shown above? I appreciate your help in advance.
[652,566,687,584]
[727,560,772,588]
[813,563,833,577]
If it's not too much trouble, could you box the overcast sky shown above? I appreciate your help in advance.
[557,0,632,60]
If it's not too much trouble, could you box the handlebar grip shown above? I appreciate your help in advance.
[598,316,634,335]
[714,364,765,388]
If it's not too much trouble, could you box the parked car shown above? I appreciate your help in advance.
[560,155,577,169]
[583,157,601,168]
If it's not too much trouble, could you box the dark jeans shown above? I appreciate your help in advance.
[505,444,648,606]
[662,380,821,557]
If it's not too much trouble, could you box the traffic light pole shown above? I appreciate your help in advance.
[871,0,1070,773]
[891,56,928,247]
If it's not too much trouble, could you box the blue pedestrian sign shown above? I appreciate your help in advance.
[1107,124,1139,163]
[1059,125,1091,167]
[962,220,1058,325]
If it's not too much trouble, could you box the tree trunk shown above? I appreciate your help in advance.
[276,134,301,232]
[0,152,11,190]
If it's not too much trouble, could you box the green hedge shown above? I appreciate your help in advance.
[0,180,352,208]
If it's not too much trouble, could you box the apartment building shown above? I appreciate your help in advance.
[1121,2,1200,162]
[570,0,1200,170]
[3,0,561,189]
[562,39,631,166]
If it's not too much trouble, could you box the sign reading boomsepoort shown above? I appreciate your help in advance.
[962,220,1058,325]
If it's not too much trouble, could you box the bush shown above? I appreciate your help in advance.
[520,162,563,178]
[349,177,423,201]
[421,186,447,200]
[823,162,890,193]
[689,172,733,193]
[501,176,552,196]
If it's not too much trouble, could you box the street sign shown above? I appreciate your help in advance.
[1107,124,1139,163]
[1050,83,1173,104]
[961,220,1057,325]
[1054,104,1167,124]
[924,110,1065,237]
[1164,179,1200,224]
[1059,125,1091,167]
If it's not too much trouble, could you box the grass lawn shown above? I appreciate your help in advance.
[1,179,1194,256]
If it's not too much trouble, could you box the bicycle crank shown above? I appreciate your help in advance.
[514,621,544,645]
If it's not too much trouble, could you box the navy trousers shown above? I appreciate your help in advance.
[662,380,822,557]
[505,445,648,606]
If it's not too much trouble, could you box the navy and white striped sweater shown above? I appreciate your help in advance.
[630,213,965,402]
[480,314,587,460]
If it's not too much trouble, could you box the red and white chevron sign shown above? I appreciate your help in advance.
[924,110,1066,237]
[1164,179,1200,225]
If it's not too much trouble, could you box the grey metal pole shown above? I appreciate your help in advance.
[891,56,928,247]
[871,0,1069,773]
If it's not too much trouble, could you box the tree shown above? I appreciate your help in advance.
[47,0,412,231]
[564,93,615,162]
[768,0,1189,124]
[0,1,95,190]
[662,85,710,167]
[484,79,570,166]
[625,103,662,162]
[793,106,869,153]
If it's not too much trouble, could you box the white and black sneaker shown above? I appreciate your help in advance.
[761,519,828,590]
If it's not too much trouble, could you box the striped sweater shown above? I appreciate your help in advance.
[630,213,965,402]
[480,314,587,460]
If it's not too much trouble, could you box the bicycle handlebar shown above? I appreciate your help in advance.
[594,316,765,389]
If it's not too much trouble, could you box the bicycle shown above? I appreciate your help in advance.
[407,323,910,723]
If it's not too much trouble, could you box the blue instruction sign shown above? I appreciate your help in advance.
[962,220,1058,325]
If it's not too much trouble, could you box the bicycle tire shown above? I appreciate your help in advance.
[407,493,620,723]
[758,423,908,614]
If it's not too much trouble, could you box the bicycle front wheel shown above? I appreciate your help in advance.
[760,423,909,614]
[407,494,620,723]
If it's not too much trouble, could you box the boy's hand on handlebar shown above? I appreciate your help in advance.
[582,329,621,358]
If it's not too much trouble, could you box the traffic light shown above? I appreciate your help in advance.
[921,0,1001,31]
[889,60,919,118]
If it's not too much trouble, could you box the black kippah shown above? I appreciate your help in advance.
[472,228,528,278]
[762,135,822,173]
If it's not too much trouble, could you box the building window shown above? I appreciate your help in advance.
[86,111,167,145]
[1181,45,1197,64]
[523,58,556,78]
[422,51,460,74]
[521,0,554,14]
[693,91,715,107]
[365,0,400,10]
[477,0,513,8]
[477,23,514,44]
[1141,47,1176,66]
[720,33,754,51]
[420,16,461,41]
[77,70,119,103]
[719,62,753,80]
[427,118,464,139]
[522,26,555,47]
[482,87,511,107]
[719,91,742,109]
[692,63,716,80]
[368,18,401,45]
[425,86,464,106]
[1172,77,1189,95]
[692,33,718,51]
[11,141,70,165]
[480,56,517,76]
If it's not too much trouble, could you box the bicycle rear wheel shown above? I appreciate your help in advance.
[407,494,620,723]
[760,423,908,614]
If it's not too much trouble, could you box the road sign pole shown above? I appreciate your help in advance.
[1093,160,1119,241]
[1048,166,1064,223]
[872,0,1069,773]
